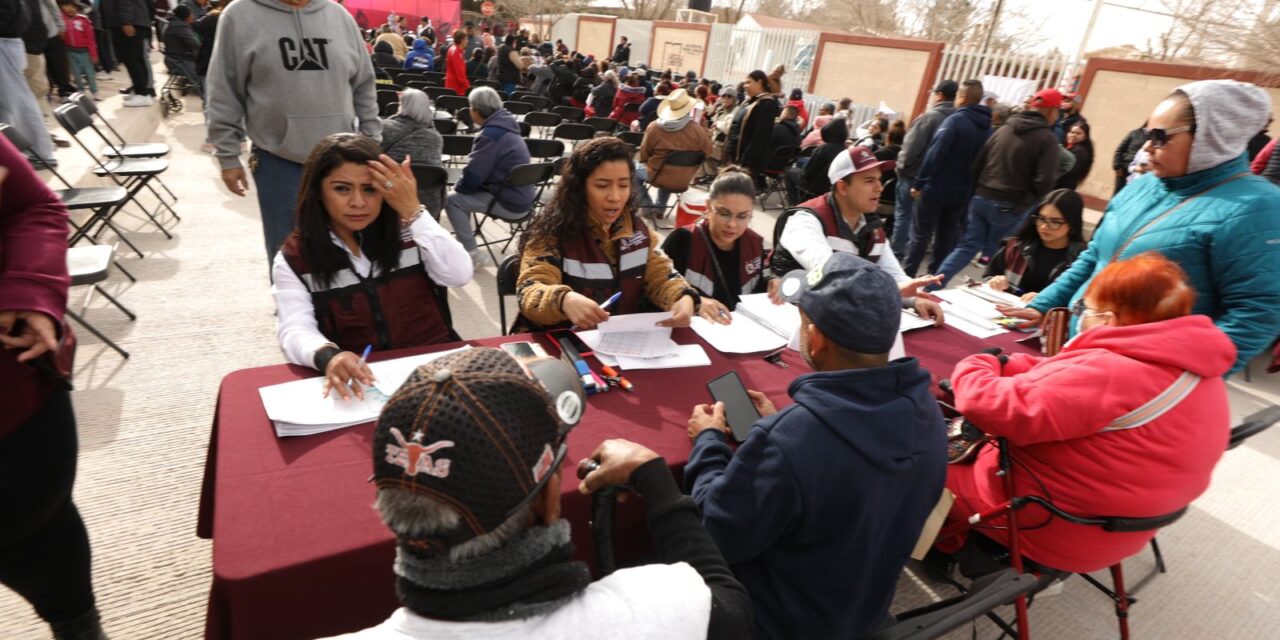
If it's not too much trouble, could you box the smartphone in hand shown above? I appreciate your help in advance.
[707,371,760,442]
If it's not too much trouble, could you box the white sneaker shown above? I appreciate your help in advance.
[468,247,492,267]
[123,94,154,107]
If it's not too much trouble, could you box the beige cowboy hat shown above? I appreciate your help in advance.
[658,88,695,120]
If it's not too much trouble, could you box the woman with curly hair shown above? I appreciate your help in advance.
[516,137,700,331]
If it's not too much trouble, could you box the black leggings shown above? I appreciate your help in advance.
[0,387,97,626]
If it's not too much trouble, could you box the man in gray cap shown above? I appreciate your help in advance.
[324,347,753,640]
[683,252,948,640]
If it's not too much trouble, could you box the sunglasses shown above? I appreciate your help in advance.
[1143,125,1191,149]
[1031,214,1066,230]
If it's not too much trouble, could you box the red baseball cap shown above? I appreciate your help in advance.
[1031,89,1064,109]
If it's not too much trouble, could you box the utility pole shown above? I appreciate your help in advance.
[1074,0,1107,63]
[980,0,1007,53]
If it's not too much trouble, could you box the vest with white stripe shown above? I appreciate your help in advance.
[681,218,764,302]
[558,214,652,316]
[281,231,452,353]
[797,194,887,262]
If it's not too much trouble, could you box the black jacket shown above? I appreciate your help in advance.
[100,0,153,28]
[733,95,782,174]
[371,41,398,69]
[1112,126,1145,172]
[611,42,630,65]
[162,17,199,60]
[972,111,1059,208]
[0,0,31,40]
[770,119,801,150]
[800,117,848,196]
[193,11,219,75]
[1055,141,1094,191]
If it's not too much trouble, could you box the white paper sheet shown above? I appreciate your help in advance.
[934,289,1008,339]
[615,344,711,370]
[593,312,681,358]
[735,294,801,339]
[575,330,619,367]
[899,311,937,333]
[597,312,675,333]
[691,316,789,354]
[259,346,471,437]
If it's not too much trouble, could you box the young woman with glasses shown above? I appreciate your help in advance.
[983,188,1086,304]
[660,167,772,323]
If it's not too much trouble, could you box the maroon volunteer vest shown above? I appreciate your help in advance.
[682,217,764,299]
[557,213,652,315]
[281,231,452,353]
[797,194,887,263]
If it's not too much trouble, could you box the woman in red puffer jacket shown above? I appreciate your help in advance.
[937,253,1235,573]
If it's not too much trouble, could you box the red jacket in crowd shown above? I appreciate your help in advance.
[946,315,1235,573]
[62,13,99,59]
[444,44,469,97]
[0,136,71,439]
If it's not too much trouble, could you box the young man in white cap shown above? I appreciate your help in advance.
[769,146,945,322]
[635,87,713,212]
[324,347,753,639]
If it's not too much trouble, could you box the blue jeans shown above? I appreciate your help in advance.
[250,147,304,263]
[634,164,672,209]
[500,81,516,96]
[0,38,54,163]
[933,194,1025,288]
[903,194,965,278]
[891,177,915,258]
[66,49,97,94]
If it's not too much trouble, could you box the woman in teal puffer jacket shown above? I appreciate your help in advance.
[1003,79,1280,375]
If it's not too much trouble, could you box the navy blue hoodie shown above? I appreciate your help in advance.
[456,108,535,211]
[914,104,993,205]
[686,358,947,640]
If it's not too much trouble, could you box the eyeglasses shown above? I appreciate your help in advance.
[713,208,752,223]
[1143,125,1191,149]
[1070,299,1111,319]
[1031,214,1066,230]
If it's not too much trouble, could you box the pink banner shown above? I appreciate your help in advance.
[343,0,462,35]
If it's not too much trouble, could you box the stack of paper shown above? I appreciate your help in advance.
[899,310,937,333]
[586,312,711,370]
[259,346,471,437]
[692,294,802,354]
[933,289,1010,339]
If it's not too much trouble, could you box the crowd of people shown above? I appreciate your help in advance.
[5,3,1280,638]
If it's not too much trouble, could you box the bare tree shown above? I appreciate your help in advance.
[1148,0,1280,75]
[617,0,679,21]
[796,0,901,36]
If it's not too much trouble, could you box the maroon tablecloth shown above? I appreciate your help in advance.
[197,325,1032,640]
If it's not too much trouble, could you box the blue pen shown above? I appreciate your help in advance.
[358,344,373,368]
[600,291,623,311]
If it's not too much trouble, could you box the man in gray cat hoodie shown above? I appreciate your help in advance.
[206,0,380,264]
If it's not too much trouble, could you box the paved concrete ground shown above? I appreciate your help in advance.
[3,63,1279,639]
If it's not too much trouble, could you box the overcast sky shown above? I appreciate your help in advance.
[998,0,1177,56]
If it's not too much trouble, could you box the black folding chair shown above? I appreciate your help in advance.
[377,89,400,117]
[524,111,562,138]
[496,254,521,336]
[639,150,705,230]
[455,108,477,133]
[425,86,458,101]
[66,244,134,359]
[435,94,471,116]
[518,121,532,137]
[503,101,534,116]
[70,93,176,207]
[524,138,565,162]
[398,72,427,85]
[406,80,436,92]
[760,145,801,210]
[553,105,585,123]
[866,569,1040,640]
[552,122,594,149]
[53,103,177,241]
[473,163,557,264]
[522,95,553,112]
[410,164,449,220]
[616,130,644,147]
[583,116,618,136]
[420,71,446,85]
[0,124,138,268]
[379,66,403,83]
[472,79,500,90]
[433,118,458,134]
[441,134,474,166]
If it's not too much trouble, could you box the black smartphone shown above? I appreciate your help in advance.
[548,329,593,356]
[707,371,760,443]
